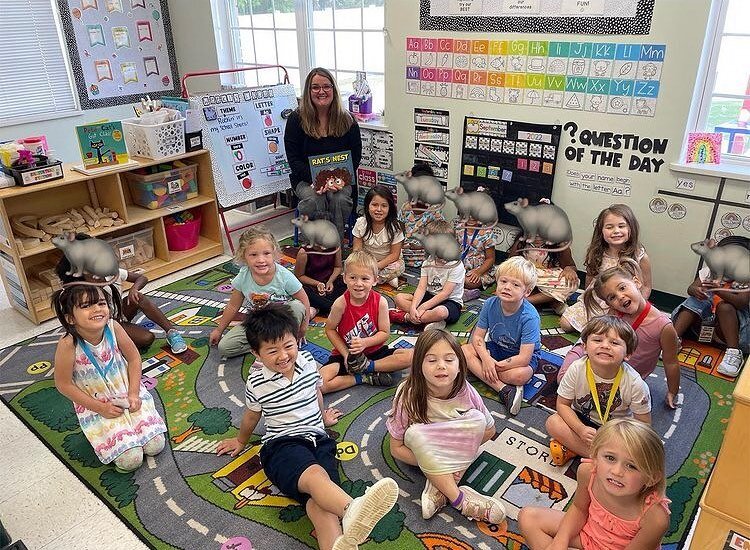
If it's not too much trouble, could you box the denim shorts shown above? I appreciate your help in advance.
[259,433,339,504]
[672,296,749,355]
[486,341,540,369]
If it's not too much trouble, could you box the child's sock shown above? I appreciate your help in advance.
[365,360,376,373]
[451,491,464,509]
[354,373,363,385]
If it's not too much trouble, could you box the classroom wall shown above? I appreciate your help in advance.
[0,0,219,163]
[384,0,750,296]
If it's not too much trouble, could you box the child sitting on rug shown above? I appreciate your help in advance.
[294,223,347,318]
[547,315,652,466]
[55,233,187,353]
[320,250,412,394]
[209,226,311,358]
[558,259,681,409]
[387,329,505,523]
[390,220,466,331]
[520,418,670,550]
[454,202,499,301]
[399,162,446,269]
[462,256,541,416]
[352,184,406,287]
[53,284,167,472]
[672,235,750,378]
[217,304,399,550]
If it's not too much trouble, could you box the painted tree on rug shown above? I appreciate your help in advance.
[18,387,78,432]
[172,407,233,443]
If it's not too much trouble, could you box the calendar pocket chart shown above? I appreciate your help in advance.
[406,38,665,117]
[461,117,561,227]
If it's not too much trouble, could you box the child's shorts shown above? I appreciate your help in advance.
[329,346,395,376]
[486,341,540,370]
[574,409,601,430]
[259,433,339,504]
[419,291,462,324]
[672,296,750,354]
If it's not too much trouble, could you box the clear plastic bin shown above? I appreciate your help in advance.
[124,163,198,210]
[122,117,185,160]
[105,226,155,269]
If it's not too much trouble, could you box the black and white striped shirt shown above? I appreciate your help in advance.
[245,350,325,442]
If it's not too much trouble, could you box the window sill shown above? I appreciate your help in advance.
[669,162,750,182]
[356,116,389,131]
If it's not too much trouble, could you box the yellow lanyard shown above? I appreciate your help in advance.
[585,359,623,424]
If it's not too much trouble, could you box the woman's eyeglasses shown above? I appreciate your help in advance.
[310,84,333,92]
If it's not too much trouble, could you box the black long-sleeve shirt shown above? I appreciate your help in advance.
[283,110,362,186]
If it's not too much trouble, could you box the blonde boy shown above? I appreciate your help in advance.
[463,256,541,416]
[320,250,412,394]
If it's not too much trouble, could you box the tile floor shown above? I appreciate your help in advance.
[0,207,294,549]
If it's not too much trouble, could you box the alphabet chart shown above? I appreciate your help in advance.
[460,117,561,227]
[406,38,665,116]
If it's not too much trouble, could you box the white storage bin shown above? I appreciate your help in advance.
[122,117,185,160]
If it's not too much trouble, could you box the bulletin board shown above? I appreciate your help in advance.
[420,0,655,34]
[460,116,561,227]
[56,0,180,109]
[188,84,298,209]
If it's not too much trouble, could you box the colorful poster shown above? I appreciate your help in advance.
[686,132,722,164]
[461,116,560,227]
[75,120,129,168]
[420,0,654,34]
[56,0,179,108]
[189,84,298,208]
[358,128,395,209]
[406,38,664,116]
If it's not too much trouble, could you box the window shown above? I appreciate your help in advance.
[691,0,750,163]
[0,0,78,127]
[218,0,385,113]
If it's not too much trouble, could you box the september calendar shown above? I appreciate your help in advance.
[406,38,665,116]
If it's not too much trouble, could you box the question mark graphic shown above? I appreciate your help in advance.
[564,121,578,144]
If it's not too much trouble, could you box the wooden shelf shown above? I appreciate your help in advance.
[0,150,225,324]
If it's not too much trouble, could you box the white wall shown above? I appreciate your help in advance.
[0,0,220,163]
[383,0,750,296]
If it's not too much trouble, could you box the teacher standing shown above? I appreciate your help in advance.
[284,67,362,241]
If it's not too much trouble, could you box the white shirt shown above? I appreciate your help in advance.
[352,216,405,262]
[422,258,466,305]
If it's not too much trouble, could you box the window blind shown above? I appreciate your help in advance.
[0,0,78,127]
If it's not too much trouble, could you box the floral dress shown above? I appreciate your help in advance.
[454,220,499,289]
[72,320,166,464]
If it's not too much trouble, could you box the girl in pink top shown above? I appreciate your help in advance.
[520,418,670,550]
[558,259,681,409]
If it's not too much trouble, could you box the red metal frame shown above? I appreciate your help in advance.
[181,65,294,253]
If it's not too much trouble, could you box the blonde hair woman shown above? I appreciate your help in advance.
[284,68,362,241]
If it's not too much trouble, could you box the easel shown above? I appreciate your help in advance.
[181,65,296,253]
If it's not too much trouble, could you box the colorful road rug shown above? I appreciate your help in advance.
[0,250,736,550]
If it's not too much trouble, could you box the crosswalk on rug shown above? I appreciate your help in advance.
[0,253,737,550]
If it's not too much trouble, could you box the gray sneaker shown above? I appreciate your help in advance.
[362,372,394,386]
[346,352,369,374]
[498,384,523,416]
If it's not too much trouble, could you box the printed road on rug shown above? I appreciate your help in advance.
[0,253,735,550]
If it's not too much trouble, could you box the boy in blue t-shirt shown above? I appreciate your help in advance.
[463,256,541,416]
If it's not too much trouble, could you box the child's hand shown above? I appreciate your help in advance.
[317,282,327,295]
[482,358,499,385]
[99,401,125,419]
[466,269,481,285]
[349,337,366,354]
[409,306,421,323]
[128,393,142,412]
[128,289,142,305]
[559,266,578,286]
[323,407,343,426]
[209,328,223,346]
[324,281,334,293]
[688,281,709,300]
[217,437,245,457]
[665,392,676,410]
[579,426,597,447]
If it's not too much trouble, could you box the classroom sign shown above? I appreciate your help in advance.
[406,38,665,116]
[189,84,298,208]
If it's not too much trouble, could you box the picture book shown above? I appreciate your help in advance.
[308,150,355,193]
[75,120,130,168]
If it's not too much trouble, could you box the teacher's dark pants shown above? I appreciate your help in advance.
[295,182,353,242]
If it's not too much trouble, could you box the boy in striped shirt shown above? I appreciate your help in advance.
[217,304,399,550]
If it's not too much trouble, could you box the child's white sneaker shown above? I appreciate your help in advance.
[717,348,744,377]
[421,478,447,519]
[458,486,506,524]
[332,477,399,550]
[424,320,446,331]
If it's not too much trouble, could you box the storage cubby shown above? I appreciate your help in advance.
[0,150,224,323]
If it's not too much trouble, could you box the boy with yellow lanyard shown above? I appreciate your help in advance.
[545,315,652,466]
